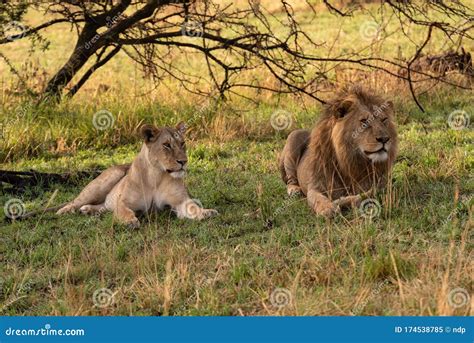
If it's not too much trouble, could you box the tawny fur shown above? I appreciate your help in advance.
[279,85,398,217]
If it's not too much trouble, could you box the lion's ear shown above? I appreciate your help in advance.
[335,99,353,118]
[176,121,187,135]
[140,124,161,143]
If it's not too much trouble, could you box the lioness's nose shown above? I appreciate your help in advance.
[177,159,187,166]
[376,136,390,144]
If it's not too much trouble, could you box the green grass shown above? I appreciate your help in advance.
[1,104,472,315]
[0,2,473,316]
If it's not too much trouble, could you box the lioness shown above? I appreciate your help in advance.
[279,86,398,217]
[56,122,218,228]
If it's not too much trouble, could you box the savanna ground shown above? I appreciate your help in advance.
[0,2,473,316]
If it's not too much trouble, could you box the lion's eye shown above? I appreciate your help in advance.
[163,143,171,149]
[360,119,369,126]
[382,118,388,124]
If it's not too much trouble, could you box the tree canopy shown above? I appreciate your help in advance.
[0,0,472,108]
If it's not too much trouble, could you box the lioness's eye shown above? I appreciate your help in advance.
[382,118,388,124]
[163,143,171,149]
[360,119,369,126]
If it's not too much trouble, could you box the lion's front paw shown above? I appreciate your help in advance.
[314,201,340,218]
[287,184,302,197]
[199,208,219,220]
[334,194,363,209]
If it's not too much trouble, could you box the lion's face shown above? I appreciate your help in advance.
[331,97,397,164]
[140,122,188,178]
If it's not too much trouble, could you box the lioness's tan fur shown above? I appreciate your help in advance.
[279,85,398,217]
[57,122,218,227]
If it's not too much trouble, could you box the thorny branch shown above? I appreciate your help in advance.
[0,0,471,103]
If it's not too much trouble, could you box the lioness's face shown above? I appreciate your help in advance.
[140,122,188,178]
[332,99,397,163]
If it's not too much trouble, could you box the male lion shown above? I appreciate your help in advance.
[56,122,218,228]
[279,86,398,217]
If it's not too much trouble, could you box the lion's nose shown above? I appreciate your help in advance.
[177,159,187,166]
[376,136,390,144]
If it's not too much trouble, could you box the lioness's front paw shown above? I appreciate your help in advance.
[56,204,75,215]
[79,204,107,216]
[314,201,340,218]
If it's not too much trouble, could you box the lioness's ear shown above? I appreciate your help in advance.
[176,121,187,135]
[140,124,161,143]
[335,99,353,118]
